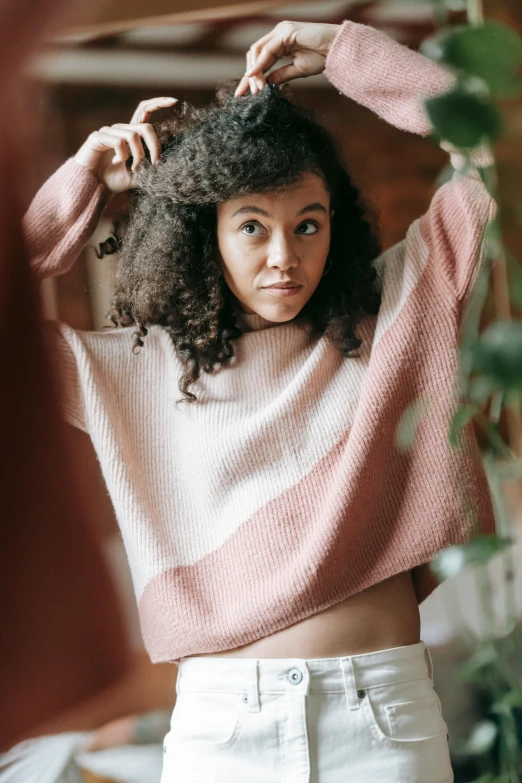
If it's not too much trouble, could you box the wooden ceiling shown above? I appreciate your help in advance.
[32,1,465,88]
[58,0,308,38]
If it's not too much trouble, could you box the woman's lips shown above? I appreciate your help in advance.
[262,286,303,298]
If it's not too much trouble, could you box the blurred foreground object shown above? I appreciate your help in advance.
[0,730,164,783]
[0,0,128,752]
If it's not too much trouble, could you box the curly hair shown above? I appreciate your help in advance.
[100,82,382,404]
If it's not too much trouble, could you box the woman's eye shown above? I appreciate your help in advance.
[296,220,318,235]
[240,221,264,236]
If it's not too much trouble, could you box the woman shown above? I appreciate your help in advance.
[24,19,496,782]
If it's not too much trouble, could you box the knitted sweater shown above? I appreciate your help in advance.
[23,21,497,664]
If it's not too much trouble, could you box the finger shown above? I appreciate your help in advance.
[256,73,267,92]
[236,73,264,97]
[246,25,286,67]
[101,126,145,171]
[130,97,177,124]
[246,49,257,95]
[250,49,268,93]
[251,48,267,92]
[236,46,268,97]
[88,130,131,163]
[131,97,177,124]
[113,122,161,165]
[234,75,251,97]
[245,27,277,57]
[267,63,303,85]
[247,36,285,77]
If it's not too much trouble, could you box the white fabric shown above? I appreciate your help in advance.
[0,733,163,783]
[161,641,453,782]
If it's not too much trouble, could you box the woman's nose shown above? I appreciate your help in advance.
[266,234,299,269]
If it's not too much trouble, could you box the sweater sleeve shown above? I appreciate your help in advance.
[22,156,112,433]
[324,21,497,308]
[22,157,113,280]
[44,320,89,433]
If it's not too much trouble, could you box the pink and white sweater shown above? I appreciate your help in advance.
[23,22,497,664]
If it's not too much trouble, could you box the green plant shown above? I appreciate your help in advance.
[396,1,522,780]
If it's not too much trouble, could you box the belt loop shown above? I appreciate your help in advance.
[302,662,311,696]
[424,643,434,685]
[246,661,260,712]
[340,657,360,711]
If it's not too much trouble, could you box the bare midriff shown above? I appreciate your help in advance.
[187,571,420,660]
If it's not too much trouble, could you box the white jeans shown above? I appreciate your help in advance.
[161,641,453,782]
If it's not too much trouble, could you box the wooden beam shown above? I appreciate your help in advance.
[57,0,310,40]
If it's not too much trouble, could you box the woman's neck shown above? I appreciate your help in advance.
[231,298,310,333]
[235,310,277,333]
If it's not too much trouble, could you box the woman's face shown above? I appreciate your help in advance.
[217,172,332,321]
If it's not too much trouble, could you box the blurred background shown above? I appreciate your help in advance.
[3,1,522,782]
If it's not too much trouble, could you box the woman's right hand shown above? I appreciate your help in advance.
[235,21,341,97]
[74,96,177,193]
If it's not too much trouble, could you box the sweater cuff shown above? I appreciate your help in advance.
[23,155,111,238]
[324,20,457,139]
[324,21,370,95]
[23,156,113,280]
[59,156,112,201]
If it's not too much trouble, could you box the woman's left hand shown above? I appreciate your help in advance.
[235,21,341,97]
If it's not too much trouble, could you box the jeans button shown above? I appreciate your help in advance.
[287,667,303,685]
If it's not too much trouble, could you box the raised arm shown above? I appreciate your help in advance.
[25,98,178,436]
[324,22,496,305]
[324,21,456,137]
[23,96,177,280]
[239,20,497,309]
[23,158,112,279]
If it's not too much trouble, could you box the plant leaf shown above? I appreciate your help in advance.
[491,689,522,715]
[458,644,499,683]
[467,375,495,405]
[461,720,498,755]
[442,22,522,98]
[497,459,522,481]
[509,279,522,310]
[431,535,513,581]
[449,404,479,446]
[470,320,522,390]
[426,90,503,148]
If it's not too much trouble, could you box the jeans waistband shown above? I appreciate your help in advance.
[176,641,433,714]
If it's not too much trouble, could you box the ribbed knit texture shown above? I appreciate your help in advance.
[23,22,497,664]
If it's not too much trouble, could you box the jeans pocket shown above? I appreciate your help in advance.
[166,690,245,749]
[361,676,449,747]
